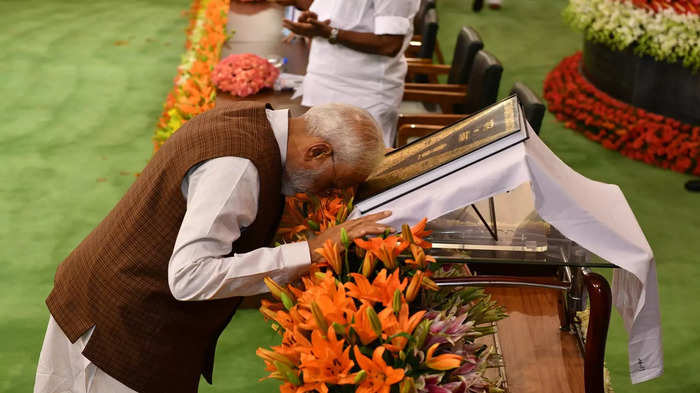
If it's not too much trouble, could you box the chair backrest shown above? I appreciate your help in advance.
[417,8,438,59]
[447,26,484,85]
[457,50,503,114]
[413,0,436,35]
[509,82,546,134]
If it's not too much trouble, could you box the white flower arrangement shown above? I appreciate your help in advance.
[564,0,700,71]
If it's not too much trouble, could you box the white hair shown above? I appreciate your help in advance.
[301,103,385,179]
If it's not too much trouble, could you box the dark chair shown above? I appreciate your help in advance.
[415,8,438,60]
[405,26,483,86]
[509,82,546,135]
[413,0,436,36]
[403,49,502,114]
[406,8,439,83]
[410,0,445,64]
[397,50,503,146]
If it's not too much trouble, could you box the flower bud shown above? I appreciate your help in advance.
[340,227,350,248]
[361,252,377,277]
[421,276,439,291]
[274,360,300,385]
[264,277,294,301]
[392,289,402,314]
[311,302,328,333]
[366,306,383,336]
[400,377,416,393]
[405,270,424,302]
[307,219,320,231]
[280,292,295,311]
[401,224,414,244]
[332,322,346,337]
[259,305,278,321]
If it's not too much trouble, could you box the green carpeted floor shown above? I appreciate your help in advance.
[1,0,698,392]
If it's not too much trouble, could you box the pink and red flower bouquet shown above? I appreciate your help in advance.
[212,53,280,97]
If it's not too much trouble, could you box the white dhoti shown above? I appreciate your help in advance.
[34,316,136,393]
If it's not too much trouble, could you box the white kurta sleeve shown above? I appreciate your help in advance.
[373,0,420,35]
[168,157,310,301]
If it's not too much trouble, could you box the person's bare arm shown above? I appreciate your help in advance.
[282,12,405,57]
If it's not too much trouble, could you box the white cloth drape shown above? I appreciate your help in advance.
[350,125,663,383]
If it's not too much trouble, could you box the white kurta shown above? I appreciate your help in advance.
[301,0,420,146]
[35,110,310,392]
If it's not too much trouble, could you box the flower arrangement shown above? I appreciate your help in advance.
[276,189,355,244]
[544,52,700,175]
[262,195,507,393]
[152,0,231,151]
[212,53,280,97]
[563,0,700,71]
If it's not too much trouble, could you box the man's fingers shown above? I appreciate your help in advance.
[309,18,328,27]
[298,11,318,22]
[350,225,394,238]
[359,211,392,223]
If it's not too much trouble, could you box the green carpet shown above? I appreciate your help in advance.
[1,0,698,392]
[0,0,190,390]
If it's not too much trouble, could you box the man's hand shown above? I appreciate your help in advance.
[283,12,332,39]
[307,211,393,262]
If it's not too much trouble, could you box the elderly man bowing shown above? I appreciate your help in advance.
[35,102,390,393]
[279,0,420,147]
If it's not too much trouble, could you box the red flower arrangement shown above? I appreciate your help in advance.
[212,53,280,97]
[543,52,700,175]
[625,0,700,14]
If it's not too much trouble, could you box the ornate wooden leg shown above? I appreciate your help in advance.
[582,271,612,393]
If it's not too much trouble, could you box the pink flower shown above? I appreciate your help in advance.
[212,53,280,97]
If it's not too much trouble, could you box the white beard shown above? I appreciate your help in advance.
[280,164,327,196]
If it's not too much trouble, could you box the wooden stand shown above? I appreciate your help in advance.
[434,269,612,393]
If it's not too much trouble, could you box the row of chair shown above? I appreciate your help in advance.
[396,4,546,148]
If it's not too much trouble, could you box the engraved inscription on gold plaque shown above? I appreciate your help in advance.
[357,97,521,200]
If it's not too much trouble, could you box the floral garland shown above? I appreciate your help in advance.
[543,52,700,174]
[563,0,700,71]
[152,0,231,151]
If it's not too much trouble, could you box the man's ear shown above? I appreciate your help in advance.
[304,142,333,161]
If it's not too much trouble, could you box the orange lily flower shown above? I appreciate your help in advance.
[300,327,356,385]
[344,273,382,304]
[352,304,380,345]
[410,218,433,248]
[405,244,436,269]
[281,382,329,393]
[378,303,426,352]
[352,346,405,393]
[370,269,408,307]
[424,343,462,370]
[314,239,343,275]
[355,236,408,270]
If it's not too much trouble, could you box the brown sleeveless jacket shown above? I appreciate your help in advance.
[46,102,284,393]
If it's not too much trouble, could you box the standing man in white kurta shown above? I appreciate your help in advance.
[280,0,420,147]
